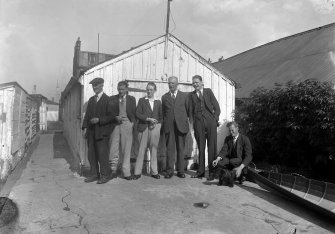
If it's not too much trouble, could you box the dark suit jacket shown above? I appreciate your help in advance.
[217,134,252,166]
[109,94,136,124]
[82,93,116,140]
[161,91,189,134]
[136,97,163,132]
[189,88,221,123]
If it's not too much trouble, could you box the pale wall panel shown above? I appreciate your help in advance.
[156,42,165,80]
[133,52,142,80]
[149,45,157,80]
[142,48,150,80]
[188,56,197,79]
[179,49,189,82]
[172,43,181,79]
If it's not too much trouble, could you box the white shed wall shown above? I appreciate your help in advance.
[63,35,235,168]
[0,84,38,180]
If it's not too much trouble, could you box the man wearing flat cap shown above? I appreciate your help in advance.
[82,77,116,184]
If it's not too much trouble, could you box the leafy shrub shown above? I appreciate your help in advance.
[234,79,335,181]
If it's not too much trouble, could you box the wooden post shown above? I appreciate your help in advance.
[164,0,172,60]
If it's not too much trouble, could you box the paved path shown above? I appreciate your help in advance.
[1,133,334,233]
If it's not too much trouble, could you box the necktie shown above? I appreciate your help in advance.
[198,91,203,100]
[172,93,176,100]
[95,95,99,102]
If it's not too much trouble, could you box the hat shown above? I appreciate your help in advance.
[89,77,104,86]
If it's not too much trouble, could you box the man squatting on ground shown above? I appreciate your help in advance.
[212,121,253,187]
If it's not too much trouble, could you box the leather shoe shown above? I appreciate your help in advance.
[228,174,234,188]
[151,174,160,179]
[133,174,141,180]
[191,173,204,178]
[238,176,246,185]
[97,176,110,184]
[177,173,185,178]
[124,176,133,180]
[84,176,98,183]
[164,173,173,179]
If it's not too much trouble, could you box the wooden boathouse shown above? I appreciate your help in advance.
[61,34,236,170]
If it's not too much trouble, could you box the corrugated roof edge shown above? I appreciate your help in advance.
[0,81,31,96]
[212,22,335,65]
[31,93,48,100]
[82,34,236,86]
[45,99,59,105]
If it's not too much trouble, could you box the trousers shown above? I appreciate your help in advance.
[109,121,134,177]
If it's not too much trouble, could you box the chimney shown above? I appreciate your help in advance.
[33,85,36,94]
[73,37,81,77]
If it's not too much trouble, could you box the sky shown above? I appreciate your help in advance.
[0,0,335,101]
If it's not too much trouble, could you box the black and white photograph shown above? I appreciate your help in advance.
[0,0,335,233]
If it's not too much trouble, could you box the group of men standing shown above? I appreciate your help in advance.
[82,75,252,187]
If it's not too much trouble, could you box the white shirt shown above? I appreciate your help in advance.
[95,91,104,102]
[170,90,178,98]
[233,134,239,144]
[145,96,158,110]
[119,94,127,102]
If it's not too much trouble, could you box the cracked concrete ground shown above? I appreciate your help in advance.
[0,133,334,234]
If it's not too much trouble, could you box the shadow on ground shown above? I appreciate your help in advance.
[53,132,80,174]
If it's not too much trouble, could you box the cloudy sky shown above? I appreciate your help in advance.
[0,0,335,101]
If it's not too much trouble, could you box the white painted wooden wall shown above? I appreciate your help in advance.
[0,84,38,180]
[63,35,235,168]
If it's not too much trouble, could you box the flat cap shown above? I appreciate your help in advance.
[89,77,104,85]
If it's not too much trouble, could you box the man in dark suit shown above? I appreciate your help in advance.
[109,81,136,180]
[162,76,190,178]
[82,77,116,184]
[213,121,252,187]
[189,75,221,180]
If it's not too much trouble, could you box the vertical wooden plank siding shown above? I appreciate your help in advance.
[172,43,181,80]
[64,35,235,169]
[155,42,165,80]
[166,41,174,77]
[227,82,233,121]
[142,49,150,80]
[0,83,38,180]
[133,52,142,80]
[188,55,197,80]
[196,60,204,81]
[179,49,188,82]
[218,74,227,121]
[150,45,157,80]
